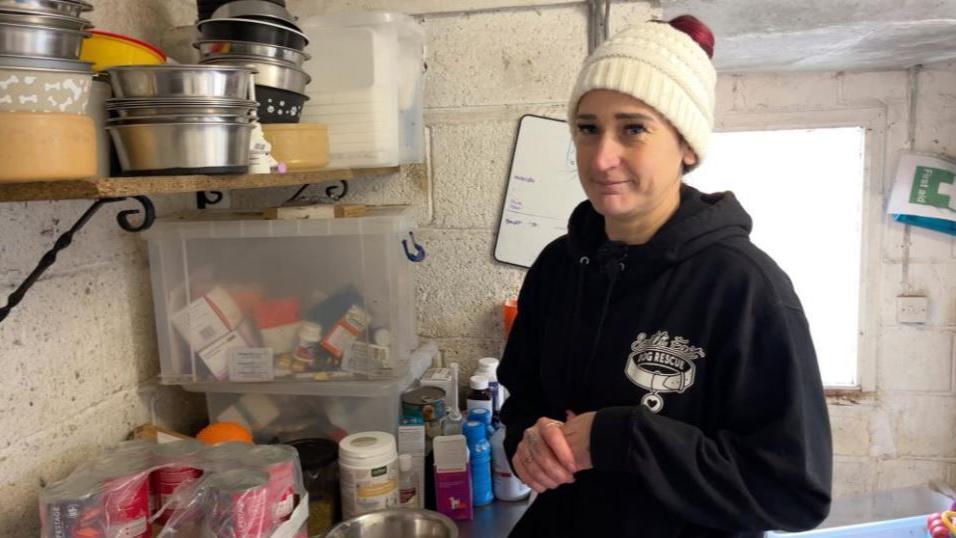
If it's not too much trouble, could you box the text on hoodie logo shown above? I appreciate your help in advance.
[625,330,705,413]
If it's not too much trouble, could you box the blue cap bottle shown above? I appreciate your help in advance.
[463,420,494,506]
[467,408,494,437]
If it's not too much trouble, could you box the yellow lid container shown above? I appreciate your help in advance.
[80,30,166,72]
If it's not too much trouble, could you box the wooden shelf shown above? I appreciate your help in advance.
[0,166,401,203]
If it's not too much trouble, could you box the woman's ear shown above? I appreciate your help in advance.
[682,142,699,168]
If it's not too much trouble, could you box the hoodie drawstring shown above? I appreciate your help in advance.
[581,256,624,396]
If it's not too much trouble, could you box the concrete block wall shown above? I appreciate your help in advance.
[0,2,206,535]
[711,64,956,498]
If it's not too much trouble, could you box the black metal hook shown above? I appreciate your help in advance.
[116,195,155,232]
[402,231,426,262]
[325,180,349,201]
[0,196,156,324]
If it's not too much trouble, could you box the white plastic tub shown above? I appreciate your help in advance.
[299,12,424,168]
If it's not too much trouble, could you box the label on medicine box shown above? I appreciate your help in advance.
[343,342,391,375]
[229,348,275,382]
[198,330,248,380]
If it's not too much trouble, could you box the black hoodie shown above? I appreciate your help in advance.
[498,185,832,537]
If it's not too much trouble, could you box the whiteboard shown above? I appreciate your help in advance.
[494,115,587,267]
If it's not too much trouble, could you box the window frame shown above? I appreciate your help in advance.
[710,107,887,392]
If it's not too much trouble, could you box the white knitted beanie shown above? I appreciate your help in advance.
[568,21,717,161]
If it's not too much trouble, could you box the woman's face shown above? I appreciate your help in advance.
[573,90,697,222]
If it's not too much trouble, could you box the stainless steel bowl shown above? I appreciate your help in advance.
[0,7,90,30]
[0,21,88,59]
[0,52,90,70]
[107,103,257,120]
[0,0,92,17]
[107,121,253,173]
[106,65,256,99]
[324,510,459,538]
[194,39,310,66]
[106,96,256,108]
[200,55,309,94]
[211,0,296,24]
[107,113,256,125]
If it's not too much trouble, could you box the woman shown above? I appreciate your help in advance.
[497,15,832,538]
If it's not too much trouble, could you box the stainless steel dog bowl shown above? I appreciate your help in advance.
[210,0,296,24]
[324,510,459,538]
[0,8,90,31]
[107,121,252,173]
[0,52,90,70]
[106,97,257,119]
[200,55,309,94]
[0,21,88,58]
[106,65,256,99]
[0,0,92,18]
[106,113,256,125]
[194,39,309,66]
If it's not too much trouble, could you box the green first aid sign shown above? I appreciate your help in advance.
[910,165,954,209]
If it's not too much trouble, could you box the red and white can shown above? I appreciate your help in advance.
[40,475,106,538]
[199,442,254,473]
[94,453,151,538]
[241,445,299,526]
[204,468,271,538]
[151,440,206,524]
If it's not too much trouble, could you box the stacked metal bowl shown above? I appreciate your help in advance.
[105,64,259,176]
[194,0,310,123]
[0,0,95,113]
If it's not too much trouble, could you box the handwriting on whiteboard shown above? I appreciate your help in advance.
[495,115,587,267]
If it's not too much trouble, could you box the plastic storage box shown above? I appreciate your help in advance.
[144,206,418,385]
[765,485,950,537]
[299,12,425,168]
[189,342,437,443]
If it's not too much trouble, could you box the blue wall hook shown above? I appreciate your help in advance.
[402,231,426,262]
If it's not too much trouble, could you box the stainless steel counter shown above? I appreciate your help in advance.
[456,497,532,538]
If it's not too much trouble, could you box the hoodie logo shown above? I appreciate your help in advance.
[625,331,705,413]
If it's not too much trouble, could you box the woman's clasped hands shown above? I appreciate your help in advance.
[512,411,596,493]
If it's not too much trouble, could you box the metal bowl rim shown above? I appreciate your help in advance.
[0,20,89,34]
[0,6,89,22]
[1,0,95,11]
[195,17,309,44]
[106,121,255,128]
[0,63,92,74]
[106,64,256,73]
[193,39,311,60]
[324,509,460,538]
[210,0,296,23]
[198,53,305,70]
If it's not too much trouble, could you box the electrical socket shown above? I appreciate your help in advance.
[897,295,929,324]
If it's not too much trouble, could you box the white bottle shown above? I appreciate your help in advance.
[476,357,505,422]
[398,453,420,509]
[466,375,493,415]
[491,426,530,501]
[444,362,463,435]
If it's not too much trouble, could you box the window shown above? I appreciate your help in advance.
[688,127,867,387]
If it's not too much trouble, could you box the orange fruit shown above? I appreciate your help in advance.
[196,422,253,445]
